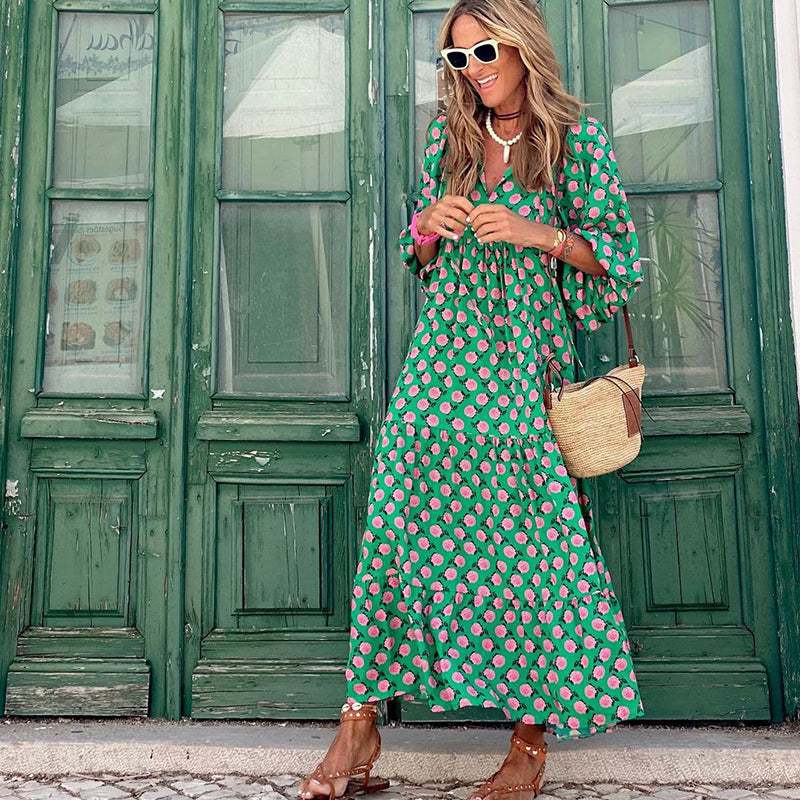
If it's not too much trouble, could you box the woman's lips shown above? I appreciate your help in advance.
[475,73,498,91]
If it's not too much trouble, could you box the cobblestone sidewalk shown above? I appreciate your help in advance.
[0,774,799,800]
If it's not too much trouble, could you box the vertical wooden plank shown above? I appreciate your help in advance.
[677,493,725,608]
[0,0,53,712]
[241,498,322,611]
[215,483,236,628]
[384,0,416,392]
[156,0,195,719]
[351,0,387,508]
[182,0,221,716]
[0,0,29,554]
[48,489,94,615]
[737,0,800,716]
[642,494,680,608]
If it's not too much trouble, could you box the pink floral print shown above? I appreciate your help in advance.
[344,114,645,741]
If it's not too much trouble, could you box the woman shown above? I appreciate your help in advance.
[299,1,645,798]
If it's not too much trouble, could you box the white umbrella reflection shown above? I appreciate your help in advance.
[611,44,713,137]
[222,23,345,139]
[56,64,152,127]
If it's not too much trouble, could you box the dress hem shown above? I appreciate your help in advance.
[345,685,646,742]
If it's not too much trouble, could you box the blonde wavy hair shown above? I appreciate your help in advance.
[438,0,583,195]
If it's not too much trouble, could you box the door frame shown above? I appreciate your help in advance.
[0,0,29,579]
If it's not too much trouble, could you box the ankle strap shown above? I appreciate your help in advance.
[340,702,377,722]
[510,733,547,757]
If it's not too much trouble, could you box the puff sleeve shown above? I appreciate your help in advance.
[399,113,448,279]
[556,116,643,331]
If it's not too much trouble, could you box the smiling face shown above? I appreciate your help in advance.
[449,14,527,112]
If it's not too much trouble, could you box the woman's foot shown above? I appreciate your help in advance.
[469,725,547,800]
[298,704,381,799]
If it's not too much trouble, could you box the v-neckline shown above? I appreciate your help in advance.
[479,161,513,197]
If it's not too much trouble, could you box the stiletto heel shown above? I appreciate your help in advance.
[300,703,391,800]
[470,734,548,800]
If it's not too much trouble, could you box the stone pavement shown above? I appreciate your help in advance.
[1,720,798,785]
[0,773,799,800]
[0,719,798,799]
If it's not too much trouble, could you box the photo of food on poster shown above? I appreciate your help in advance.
[43,202,147,394]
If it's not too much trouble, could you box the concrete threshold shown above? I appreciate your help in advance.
[0,719,797,786]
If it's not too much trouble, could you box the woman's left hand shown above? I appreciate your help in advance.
[467,204,549,248]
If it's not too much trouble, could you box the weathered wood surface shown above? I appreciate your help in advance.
[191,661,345,719]
[21,410,158,440]
[5,658,150,716]
[196,411,361,442]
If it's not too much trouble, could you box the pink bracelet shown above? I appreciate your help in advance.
[547,229,572,260]
[548,239,567,260]
[410,210,441,246]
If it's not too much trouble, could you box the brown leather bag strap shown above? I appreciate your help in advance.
[622,305,638,368]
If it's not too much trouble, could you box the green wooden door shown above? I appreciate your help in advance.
[182,0,385,718]
[0,1,189,716]
[385,0,786,724]
[0,0,793,722]
[582,0,782,722]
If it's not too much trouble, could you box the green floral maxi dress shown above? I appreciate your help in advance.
[344,113,646,740]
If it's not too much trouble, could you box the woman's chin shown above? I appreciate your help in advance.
[481,89,510,108]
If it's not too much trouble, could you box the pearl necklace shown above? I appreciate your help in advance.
[486,110,522,163]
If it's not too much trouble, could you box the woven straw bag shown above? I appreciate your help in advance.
[543,304,646,478]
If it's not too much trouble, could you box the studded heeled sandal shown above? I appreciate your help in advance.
[470,734,549,800]
[301,703,391,800]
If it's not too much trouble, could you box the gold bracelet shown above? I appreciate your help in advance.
[546,227,567,254]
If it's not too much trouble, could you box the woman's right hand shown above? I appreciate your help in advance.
[417,195,474,241]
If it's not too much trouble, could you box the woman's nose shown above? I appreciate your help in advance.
[465,58,482,79]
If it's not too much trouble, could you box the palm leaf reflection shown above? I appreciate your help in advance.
[628,191,725,391]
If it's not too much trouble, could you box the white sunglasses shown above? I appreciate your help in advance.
[440,38,500,71]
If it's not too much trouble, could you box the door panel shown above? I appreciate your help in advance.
[0,0,185,717]
[184,1,383,719]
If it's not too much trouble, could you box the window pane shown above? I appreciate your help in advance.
[413,12,446,169]
[222,14,346,191]
[609,1,715,184]
[217,203,348,397]
[626,193,726,392]
[54,13,154,189]
[43,201,148,395]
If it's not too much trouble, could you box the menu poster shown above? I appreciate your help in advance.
[43,203,147,394]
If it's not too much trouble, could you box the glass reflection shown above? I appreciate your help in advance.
[627,193,726,392]
[43,201,148,395]
[222,14,346,192]
[217,202,348,396]
[414,12,447,170]
[54,13,154,189]
[609,1,715,184]
[412,12,447,316]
